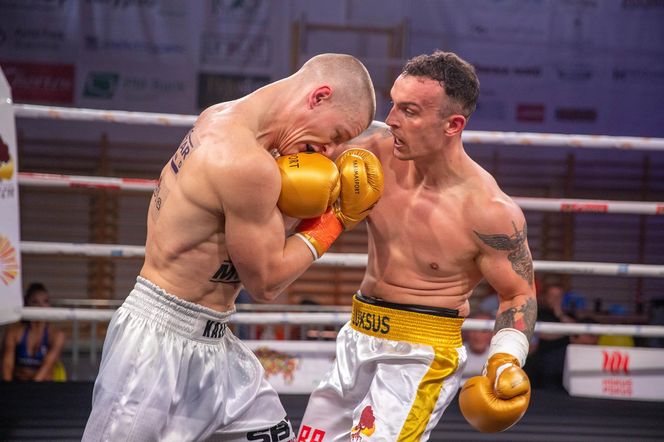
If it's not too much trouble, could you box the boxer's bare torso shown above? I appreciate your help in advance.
[349,124,533,317]
[140,89,368,312]
[140,102,249,311]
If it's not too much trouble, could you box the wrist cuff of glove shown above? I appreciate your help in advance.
[294,210,343,260]
[488,328,529,368]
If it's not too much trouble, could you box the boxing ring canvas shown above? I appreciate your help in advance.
[1,382,663,441]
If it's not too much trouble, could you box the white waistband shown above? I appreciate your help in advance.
[122,276,235,343]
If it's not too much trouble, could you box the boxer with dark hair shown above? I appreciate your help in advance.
[299,50,535,440]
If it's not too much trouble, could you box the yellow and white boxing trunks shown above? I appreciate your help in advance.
[83,276,294,442]
[298,293,466,442]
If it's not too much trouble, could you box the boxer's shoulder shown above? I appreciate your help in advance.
[465,186,524,236]
[343,121,392,160]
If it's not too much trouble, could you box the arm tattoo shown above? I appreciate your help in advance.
[494,298,537,341]
[150,173,169,221]
[474,221,534,285]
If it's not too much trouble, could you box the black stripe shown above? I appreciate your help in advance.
[356,293,460,318]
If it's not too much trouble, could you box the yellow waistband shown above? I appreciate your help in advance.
[350,295,464,347]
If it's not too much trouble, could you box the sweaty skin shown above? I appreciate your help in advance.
[140,85,368,313]
[343,75,536,340]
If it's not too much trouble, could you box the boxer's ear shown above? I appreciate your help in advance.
[444,114,466,136]
[308,86,333,108]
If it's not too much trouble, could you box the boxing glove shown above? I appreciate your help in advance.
[295,148,384,259]
[333,148,384,230]
[276,152,340,219]
[459,352,531,433]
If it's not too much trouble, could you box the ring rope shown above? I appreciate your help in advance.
[19,307,664,337]
[18,172,664,215]
[13,103,196,127]
[19,172,156,191]
[13,103,664,151]
[19,241,664,277]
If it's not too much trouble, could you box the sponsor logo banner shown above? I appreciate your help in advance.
[0,61,74,104]
[84,35,186,57]
[0,0,74,13]
[208,0,270,23]
[200,32,271,67]
[197,73,269,110]
[0,26,67,53]
[517,103,545,123]
[564,344,664,401]
[77,65,194,112]
[0,72,22,324]
[246,341,336,394]
[555,107,597,122]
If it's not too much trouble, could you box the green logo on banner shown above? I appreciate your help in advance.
[83,72,119,99]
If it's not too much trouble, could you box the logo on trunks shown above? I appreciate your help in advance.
[210,260,241,284]
[352,311,390,334]
[247,419,292,441]
[202,320,226,339]
[298,425,325,442]
[351,405,376,441]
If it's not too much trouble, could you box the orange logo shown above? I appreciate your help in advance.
[0,136,13,180]
[351,405,376,440]
[0,235,19,285]
[254,346,298,383]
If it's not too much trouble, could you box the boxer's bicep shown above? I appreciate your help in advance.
[473,204,536,340]
[221,158,286,291]
[220,156,314,300]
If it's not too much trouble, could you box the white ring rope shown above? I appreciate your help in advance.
[19,172,156,192]
[18,172,664,215]
[13,103,197,127]
[13,103,664,151]
[19,241,664,277]
[19,307,664,337]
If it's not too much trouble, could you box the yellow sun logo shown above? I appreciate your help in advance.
[0,235,19,285]
[0,135,13,180]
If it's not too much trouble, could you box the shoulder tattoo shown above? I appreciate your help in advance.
[474,221,534,286]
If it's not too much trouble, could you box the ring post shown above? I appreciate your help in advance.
[0,67,23,325]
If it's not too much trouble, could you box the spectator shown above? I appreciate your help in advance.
[2,283,66,381]
[569,317,599,346]
[526,283,575,390]
[461,312,494,382]
[597,304,636,347]
[562,290,589,319]
[646,299,664,348]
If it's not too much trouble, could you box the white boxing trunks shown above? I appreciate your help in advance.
[298,293,466,442]
[83,276,294,442]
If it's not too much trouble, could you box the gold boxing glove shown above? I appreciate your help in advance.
[294,148,384,260]
[332,148,384,230]
[459,352,531,433]
[276,152,340,219]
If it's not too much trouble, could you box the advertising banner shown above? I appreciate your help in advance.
[246,340,336,394]
[0,68,22,325]
[564,344,664,402]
